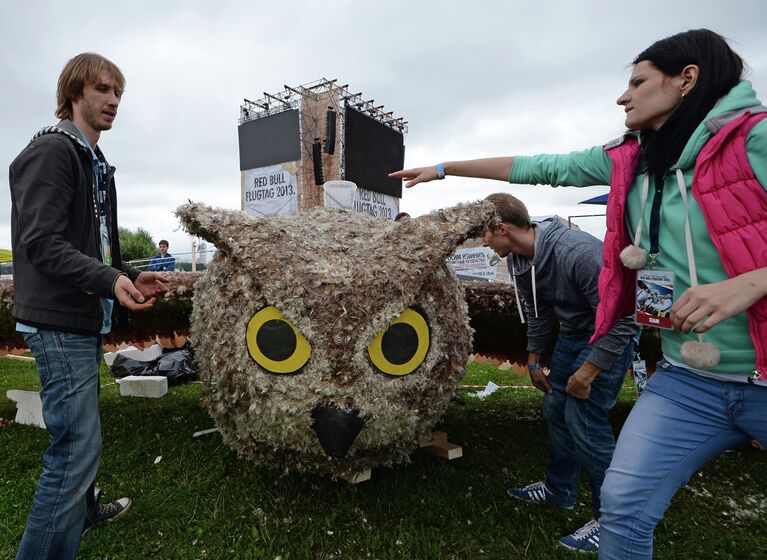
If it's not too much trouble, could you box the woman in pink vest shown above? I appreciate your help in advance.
[392,29,767,559]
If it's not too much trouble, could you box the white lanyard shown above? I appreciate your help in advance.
[630,174,651,249]
[674,169,706,346]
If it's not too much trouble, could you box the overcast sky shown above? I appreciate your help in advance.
[2,1,765,259]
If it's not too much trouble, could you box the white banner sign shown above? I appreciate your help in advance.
[352,188,398,220]
[446,247,499,281]
[242,164,298,216]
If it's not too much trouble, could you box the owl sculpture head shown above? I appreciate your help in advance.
[176,200,497,477]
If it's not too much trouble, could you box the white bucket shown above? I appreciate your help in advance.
[323,180,357,210]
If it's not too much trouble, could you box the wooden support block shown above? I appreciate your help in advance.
[419,431,463,460]
[341,469,371,484]
[424,441,463,460]
[419,430,447,447]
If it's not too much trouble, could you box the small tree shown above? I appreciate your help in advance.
[118,227,156,263]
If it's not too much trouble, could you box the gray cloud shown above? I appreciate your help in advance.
[2,0,766,255]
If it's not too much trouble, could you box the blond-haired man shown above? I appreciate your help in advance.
[10,53,165,559]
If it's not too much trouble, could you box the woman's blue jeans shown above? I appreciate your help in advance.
[16,330,103,560]
[599,360,767,559]
[543,334,633,516]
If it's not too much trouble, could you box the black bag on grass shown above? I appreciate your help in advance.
[110,343,195,385]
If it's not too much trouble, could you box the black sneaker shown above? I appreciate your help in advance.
[83,498,132,533]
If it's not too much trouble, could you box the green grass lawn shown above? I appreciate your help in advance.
[1,357,765,559]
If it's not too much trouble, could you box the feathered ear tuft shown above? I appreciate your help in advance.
[176,201,221,249]
[388,200,499,265]
[357,200,499,303]
[175,201,257,257]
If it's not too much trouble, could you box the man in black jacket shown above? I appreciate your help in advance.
[10,53,166,560]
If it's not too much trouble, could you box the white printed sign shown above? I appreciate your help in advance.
[352,188,398,220]
[242,164,298,216]
[446,247,499,281]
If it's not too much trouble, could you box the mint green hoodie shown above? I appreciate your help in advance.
[510,80,767,374]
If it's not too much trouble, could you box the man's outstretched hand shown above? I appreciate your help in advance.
[114,273,166,312]
[135,271,167,299]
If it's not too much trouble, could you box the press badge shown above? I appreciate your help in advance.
[635,269,675,329]
[632,358,647,396]
[99,217,112,266]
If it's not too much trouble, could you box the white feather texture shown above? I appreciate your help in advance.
[680,340,721,370]
[620,245,648,269]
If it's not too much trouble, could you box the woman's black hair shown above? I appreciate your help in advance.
[634,29,744,178]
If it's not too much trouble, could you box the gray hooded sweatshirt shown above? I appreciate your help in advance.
[507,218,638,371]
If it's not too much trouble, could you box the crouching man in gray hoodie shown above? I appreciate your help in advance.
[483,193,638,553]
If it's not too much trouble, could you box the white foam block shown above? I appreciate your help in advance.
[118,376,168,398]
[104,344,163,367]
[6,390,46,428]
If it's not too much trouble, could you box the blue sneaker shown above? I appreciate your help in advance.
[507,481,574,509]
[558,519,600,553]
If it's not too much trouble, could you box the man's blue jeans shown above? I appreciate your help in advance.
[17,330,103,560]
[543,334,633,516]
[599,361,767,559]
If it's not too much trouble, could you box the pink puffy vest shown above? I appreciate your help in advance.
[592,109,767,378]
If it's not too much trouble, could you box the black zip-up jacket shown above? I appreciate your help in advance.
[9,119,139,335]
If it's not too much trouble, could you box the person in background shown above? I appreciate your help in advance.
[148,239,175,271]
[392,29,767,559]
[9,52,166,560]
[394,211,411,222]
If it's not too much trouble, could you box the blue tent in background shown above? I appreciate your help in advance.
[579,193,608,205]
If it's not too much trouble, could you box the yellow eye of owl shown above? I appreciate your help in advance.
[246,306,311,374]
[368,308,430,376]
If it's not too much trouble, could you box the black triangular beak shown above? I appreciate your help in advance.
[311,403,365,459]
